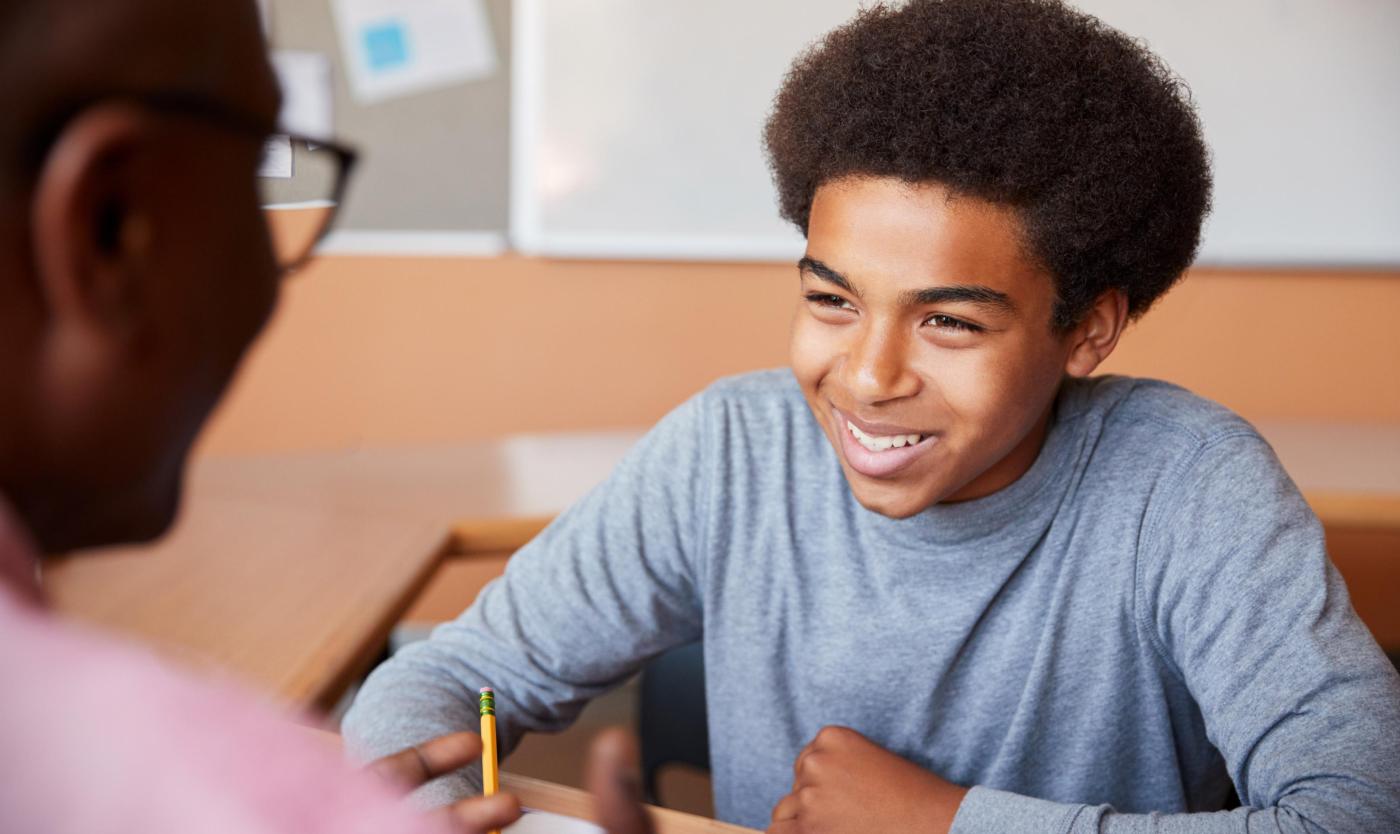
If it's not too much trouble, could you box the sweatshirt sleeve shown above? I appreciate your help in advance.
[951,430,1400,834]
[340,392,714,807]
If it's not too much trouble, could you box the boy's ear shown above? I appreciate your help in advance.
[29,102,159,343]
[1063,288,1129,378]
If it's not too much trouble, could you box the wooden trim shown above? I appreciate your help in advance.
[440,493,1400,551]
[1306,492,1400,530]
[448,515,554,555]
[306,530,458,711]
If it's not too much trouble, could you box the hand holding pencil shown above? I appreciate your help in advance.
[478,688,653,834]
[370,688,652,834]
[367,730,522,833]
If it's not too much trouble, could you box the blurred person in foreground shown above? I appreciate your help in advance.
[0,1,650,832]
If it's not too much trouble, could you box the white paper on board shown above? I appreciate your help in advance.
[331,0,498,105]
[271,50,334,137]
[257,135,293,178]
[505,809,604,834]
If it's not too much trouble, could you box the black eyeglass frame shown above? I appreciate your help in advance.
[29,89,359,275]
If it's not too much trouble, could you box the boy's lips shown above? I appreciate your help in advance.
[830,406,939,479]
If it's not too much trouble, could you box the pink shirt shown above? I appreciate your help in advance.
[0,498,452,834]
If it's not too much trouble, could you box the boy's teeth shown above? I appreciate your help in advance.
[846,421,921,453]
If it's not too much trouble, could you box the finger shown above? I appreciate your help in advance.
[770,792,800,823]
[792,743,818,787]
[445,792,523,834]
[586,727,653,834]
[368,732,483,789]
[767,821,802,834]
[792,740,812,783]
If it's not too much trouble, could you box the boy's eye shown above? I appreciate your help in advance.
[924,314,983,333]
[804,292,854,311]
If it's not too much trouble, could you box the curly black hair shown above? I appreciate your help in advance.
[764,0,1212,330]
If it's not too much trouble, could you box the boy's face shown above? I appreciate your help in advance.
[790,176,1078,519]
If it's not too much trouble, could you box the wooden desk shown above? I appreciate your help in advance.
[44,432,640,711]
[1255,421,1400,649]
[43,481,448,711]
[504,773,756,833]
[43,422,1400,713]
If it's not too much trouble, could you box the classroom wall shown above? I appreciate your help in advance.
[198,257,1400,456]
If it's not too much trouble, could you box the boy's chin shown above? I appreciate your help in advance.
[843,473,943,520]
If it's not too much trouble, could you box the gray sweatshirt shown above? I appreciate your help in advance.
[343,370,1400,833]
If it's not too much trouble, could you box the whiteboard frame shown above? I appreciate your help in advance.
[319,230,507,257]
[507,0,543,255]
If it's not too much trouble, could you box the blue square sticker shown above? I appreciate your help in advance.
[363,20,410,71]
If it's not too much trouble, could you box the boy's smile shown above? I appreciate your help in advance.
[790,176,1089,519]
[833,405,939,479]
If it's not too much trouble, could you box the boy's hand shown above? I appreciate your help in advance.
[586,728,655,834]
[368,731,523,834]
[768,726,968,834]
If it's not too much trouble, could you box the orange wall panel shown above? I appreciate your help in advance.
[198,258,1400,456]
[1102,270,1400,424]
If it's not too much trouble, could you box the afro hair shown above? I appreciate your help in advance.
[764,0,1212,330]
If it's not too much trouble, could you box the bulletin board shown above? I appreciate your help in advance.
[264,0,510,255]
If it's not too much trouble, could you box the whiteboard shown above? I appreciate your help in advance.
[510,0,1400,266]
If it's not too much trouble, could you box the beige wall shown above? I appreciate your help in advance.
[198,256,1400,456]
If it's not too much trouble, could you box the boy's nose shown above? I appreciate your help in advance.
[841,325,920,405]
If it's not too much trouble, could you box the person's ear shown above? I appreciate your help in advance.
[29,102,160,345]
[1063,288,1129,378]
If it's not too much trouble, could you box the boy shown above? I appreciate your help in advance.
[344,1,1400,832]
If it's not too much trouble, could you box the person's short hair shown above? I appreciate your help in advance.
[764,0,1212,330]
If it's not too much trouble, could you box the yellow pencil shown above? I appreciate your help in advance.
[479,686,500,834]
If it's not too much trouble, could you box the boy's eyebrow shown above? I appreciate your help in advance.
[903,285,1017,315]
[797,256,858,296]
[798,256,1016,314]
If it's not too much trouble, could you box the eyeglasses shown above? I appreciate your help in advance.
[257,135,358,274]
[33,90,358,275]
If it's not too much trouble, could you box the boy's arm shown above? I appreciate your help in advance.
[341,395,714,808]
[951,431,1400,833]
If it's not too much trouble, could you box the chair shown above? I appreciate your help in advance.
[638,641,710,805]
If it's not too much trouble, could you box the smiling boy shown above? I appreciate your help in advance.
[344,1,1400,832]
[790,185,1103,516]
